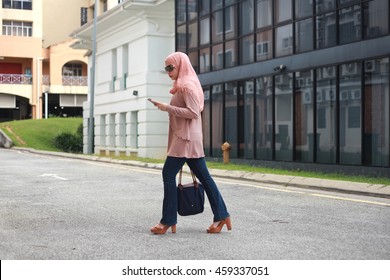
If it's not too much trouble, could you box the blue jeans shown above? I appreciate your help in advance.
[160,156,230,226]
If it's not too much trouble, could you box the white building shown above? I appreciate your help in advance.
[70,0,175,158]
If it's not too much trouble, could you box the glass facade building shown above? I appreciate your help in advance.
[175,0,390,173]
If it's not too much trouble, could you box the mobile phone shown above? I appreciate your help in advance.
[148,98,157,104]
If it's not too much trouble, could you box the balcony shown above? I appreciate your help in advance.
[0,74,88,96]
[62,76,88,86]
[0,74,32,84]
[0,74,32,100]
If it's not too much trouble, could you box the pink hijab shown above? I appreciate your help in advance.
[165,52,204,110]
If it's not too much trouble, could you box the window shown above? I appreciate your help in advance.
[316,66,337,163]
[275,73,293,161]
[295,0,313,19]
[363,57,389,166]
[295,18,313,53]
[199,48,210,73]
[275,0,292,23]
[316,0,335,14]
[255,76,273,160]
[339,62,362,165]
[62,63,82,76]
[200,0,210,16]
[339,5,361,44]
[200,17,210,45]
[2,0,32,10]
[363,0,389,39]
[212,44,224,70]
[316,12,336,49]
[256,30,272,60]
[295,70,314,162]
[103,0,107,12]
[240,0,254,35]
[240,35,254,64]
[225,5,237,40]
[256,0,272,28]
[211,84,223,156]
[275,25,293,57]
[2,20,32,36]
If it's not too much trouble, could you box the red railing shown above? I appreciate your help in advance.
[0,74,32,84]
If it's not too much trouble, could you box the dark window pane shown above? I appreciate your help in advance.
[295,0,313,19]
[316,12,336,49]
[295,70,314,162]
[240,0,254,35]
[339,62,362,165]
[225,82,238,158]
[363,58,389,166]
[256,29,273,60]
[275,24,293,57]
[339,5,361,44]
[211,84,223,156]
[275,0,292,23]
[316,66,337,163]
[295,18,313,53]
[275,73,293,161]
[256,0,272,28]
[363,0,389,39]
[203,87,211,156]
[240,35,254,64]
[256,76,273,160]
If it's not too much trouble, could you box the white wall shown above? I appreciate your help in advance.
[83,0,174,159]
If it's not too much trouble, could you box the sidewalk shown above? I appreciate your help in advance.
[13,147,390,199]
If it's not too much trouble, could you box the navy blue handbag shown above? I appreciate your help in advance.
[177,168,205,216]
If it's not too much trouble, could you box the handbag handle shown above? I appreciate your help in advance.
[178,168,199,188]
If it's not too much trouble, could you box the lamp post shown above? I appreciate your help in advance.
[87,1,98,154]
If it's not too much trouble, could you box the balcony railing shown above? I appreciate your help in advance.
[0,74,88,86]
[62,76,88,86]
[0,74,32,84]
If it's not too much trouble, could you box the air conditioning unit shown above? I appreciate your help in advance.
[275,75,283,85]
[213,84,222,93]
[342,63,358,76]
[204,90,210,100]
[245,81,254,94]
[326,0,334,9]
[365,60,376,72]
[325,89,336,101]
[340,90,349,100]
[322,67,335,78]
[316,90,323,103]
[351,89,361,100]
[303,90,312,104]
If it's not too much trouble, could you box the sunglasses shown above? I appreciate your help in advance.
[164,65,175,72]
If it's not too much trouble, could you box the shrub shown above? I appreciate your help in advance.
[54,124,83,153]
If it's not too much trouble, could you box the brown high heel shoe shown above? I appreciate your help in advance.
[207,217,232,233]
[150,223,176,234]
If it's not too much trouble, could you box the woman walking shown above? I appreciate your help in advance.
[149,52,231,234]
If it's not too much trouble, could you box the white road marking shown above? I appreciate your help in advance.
[39,173,68,181]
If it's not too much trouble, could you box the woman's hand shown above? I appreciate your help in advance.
[154,101,169,111]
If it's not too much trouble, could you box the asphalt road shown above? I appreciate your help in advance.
[0,148,389,260]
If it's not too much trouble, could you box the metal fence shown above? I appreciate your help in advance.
[0,74,87,86]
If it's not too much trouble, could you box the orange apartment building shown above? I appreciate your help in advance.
[0,0,112,122]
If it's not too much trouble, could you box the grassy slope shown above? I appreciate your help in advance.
[0,118,82,151]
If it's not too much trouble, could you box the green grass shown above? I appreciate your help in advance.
[0,118,82,151]
[1,118,389,185]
